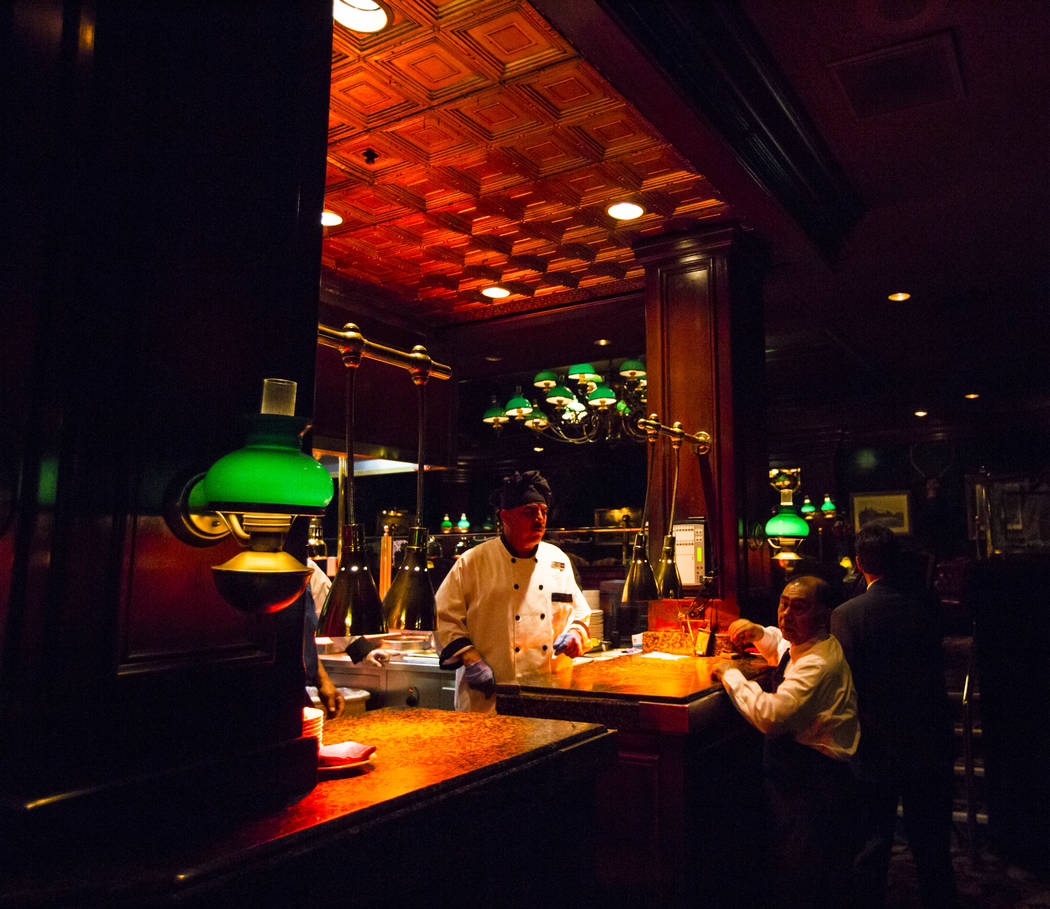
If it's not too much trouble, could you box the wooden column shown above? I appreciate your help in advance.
[637,225,771,619]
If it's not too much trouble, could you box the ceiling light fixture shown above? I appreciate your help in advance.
[914,410,928,418]
[606,201,645,221]
[964,393,980,400]
[887,291,911,302]
[321,210,343,226]
[332,0,390,33]
[594,338,610,347]
[481,286,510,299]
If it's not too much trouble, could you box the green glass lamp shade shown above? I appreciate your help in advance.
[820,494,837,516]
[586,383,617,407]
[615,399,630,414]
[203,414,332,514]
[618,358,646,378]
[545,384,575,407]
[317,523,385,639]
[441,514,453,532]
[503,388,533,417]
[567,362,600,383]
[765,506,811,539]
[382,526,435,631]
[482,397,509,425]
[533,369,558,389]
[800,496,816,519]
[524,411,550,430]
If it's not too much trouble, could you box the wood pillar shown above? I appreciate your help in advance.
[637,225,770,620]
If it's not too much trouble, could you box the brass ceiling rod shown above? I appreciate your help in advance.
[318,322,452,382]
[636,416,712,455]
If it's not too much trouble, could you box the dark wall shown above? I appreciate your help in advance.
[2,0,333,829]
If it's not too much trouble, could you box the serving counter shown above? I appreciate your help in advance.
[496,651,773,908]
[1,709,613,908]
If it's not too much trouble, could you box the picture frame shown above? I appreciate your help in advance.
[850,491,911,535]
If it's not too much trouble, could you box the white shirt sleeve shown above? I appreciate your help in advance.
[307,559,331,619]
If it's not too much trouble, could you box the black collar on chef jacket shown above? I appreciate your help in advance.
[500,534,539,561]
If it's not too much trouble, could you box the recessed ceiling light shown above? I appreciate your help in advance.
[333,0,390,33]
[594,338,610,347]
[484,355,502,363]
[964,392,980,399]
[606,201,644,221]
[481,286,510,299]
[533,446,544,453]
[321,210,343,226]
[888,292,911,302]
[914,410,928,418]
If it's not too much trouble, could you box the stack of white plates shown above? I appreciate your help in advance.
[302,706,324,745]
[588,608,604,643]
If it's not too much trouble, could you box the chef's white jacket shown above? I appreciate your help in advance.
[435,536,591,712]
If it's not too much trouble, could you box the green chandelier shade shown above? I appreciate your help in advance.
[202,414,333,514]
[503,386,533,417]
[800,496,816,517]
[482,396,509,425]
[618,358,646,378]
[764,505,811,539]
[567,362,600,382]
[524,411,550,430]
[545,384,575,407]
[586,382,617,407]
[821,494,837,515]
[533,369,558,389]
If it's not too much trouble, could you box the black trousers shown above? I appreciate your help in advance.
[764,736,858,909]
[852,767,958,909]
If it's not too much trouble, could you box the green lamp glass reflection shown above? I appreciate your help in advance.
[567,362,600,383]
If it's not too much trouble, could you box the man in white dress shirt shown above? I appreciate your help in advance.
[435,471,592,713]
[713,575,860,908]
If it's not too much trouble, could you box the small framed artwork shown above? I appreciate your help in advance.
[851,491,911,535]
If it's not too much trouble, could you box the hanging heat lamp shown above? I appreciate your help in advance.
[381,347,437,631]
[317,340,386,648]
[654,422,685,598]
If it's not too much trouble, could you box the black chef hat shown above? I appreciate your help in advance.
[490,470,552,511]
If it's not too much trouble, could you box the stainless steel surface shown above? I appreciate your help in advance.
[322,653,454,711]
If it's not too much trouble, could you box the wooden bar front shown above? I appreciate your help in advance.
[497,652,773,908]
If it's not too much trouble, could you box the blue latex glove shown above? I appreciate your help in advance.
[553,631,583,658]
[464,659,496,698]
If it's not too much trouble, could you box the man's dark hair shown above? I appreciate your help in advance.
[854,522,899,577]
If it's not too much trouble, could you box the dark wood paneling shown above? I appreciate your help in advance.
[2,0,333,831]
[638,226,770,614]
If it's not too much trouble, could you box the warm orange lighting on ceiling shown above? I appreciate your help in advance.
[606,201,644,220]
[888,291,911,302]
[914,410,928,417]
[321,210,343,226]
[594,338,610,346]
[481,286,510,299]
[964,393,980,399]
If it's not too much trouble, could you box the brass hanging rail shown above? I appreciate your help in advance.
[636,415,712,455]
[318,322,452,382]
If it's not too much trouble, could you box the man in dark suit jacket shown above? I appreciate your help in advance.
[831,523,958,909]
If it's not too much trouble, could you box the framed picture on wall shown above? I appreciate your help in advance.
[851,491,911,535]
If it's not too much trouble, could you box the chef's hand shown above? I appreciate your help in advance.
[316,665,345,719]
[553,630,584,658]
[727,619,764,648]
[463,659,496,698]
[364,648,391,668]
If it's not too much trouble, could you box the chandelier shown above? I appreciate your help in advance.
[482,359,648,444]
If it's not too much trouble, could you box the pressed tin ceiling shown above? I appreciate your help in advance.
[321,0,731,325]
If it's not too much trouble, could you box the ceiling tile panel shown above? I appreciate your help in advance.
[377,35,494,103]
[450,5,575,80]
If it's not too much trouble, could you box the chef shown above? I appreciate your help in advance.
[435,470,591,712]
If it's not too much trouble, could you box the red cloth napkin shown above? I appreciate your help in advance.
[318,741,376,766]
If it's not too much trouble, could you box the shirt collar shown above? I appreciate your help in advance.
[500,534,538,559]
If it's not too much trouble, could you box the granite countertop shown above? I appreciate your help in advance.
[510,651,771,702]
[497,652,772,734]
[0,709,610,906]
